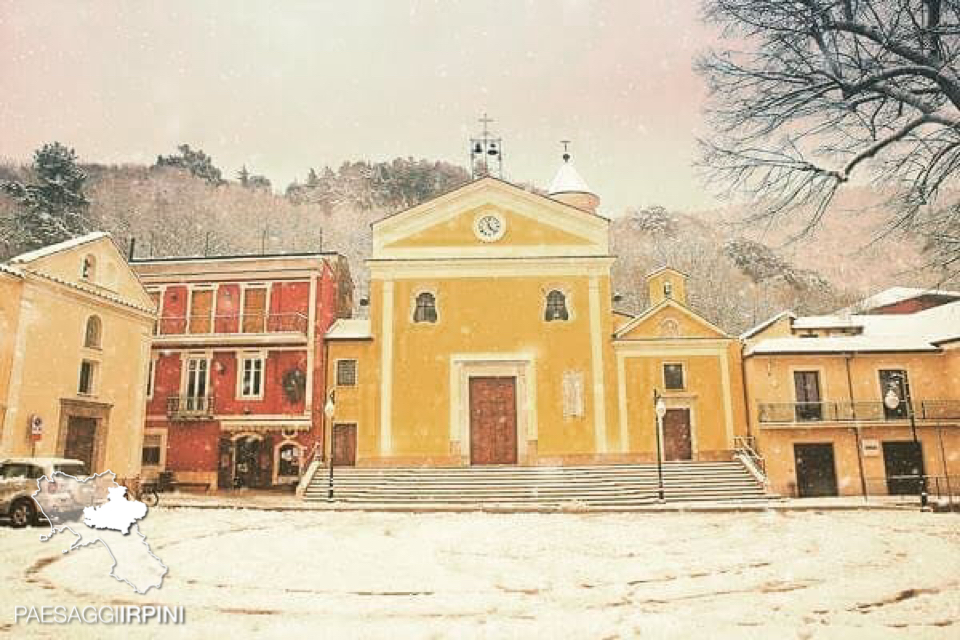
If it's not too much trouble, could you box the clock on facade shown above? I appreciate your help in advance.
[473,212,506,242]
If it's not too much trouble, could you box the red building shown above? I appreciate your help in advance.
[132,253,352,490]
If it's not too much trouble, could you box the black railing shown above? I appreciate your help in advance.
[758,400,960,424]
[863,475,960,500]
[166,395,215,419]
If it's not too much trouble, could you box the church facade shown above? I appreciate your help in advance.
[324,165,747,467]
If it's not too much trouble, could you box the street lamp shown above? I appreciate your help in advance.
[653,389,667,503]
[324,390,336,500]
[883,385,927,509]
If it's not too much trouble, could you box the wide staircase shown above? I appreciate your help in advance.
[302,460,770,508]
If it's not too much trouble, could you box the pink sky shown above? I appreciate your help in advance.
[0,1,719,215]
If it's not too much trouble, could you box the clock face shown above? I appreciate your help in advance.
[474,213,506,242]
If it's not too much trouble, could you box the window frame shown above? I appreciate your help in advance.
[411,289,439,324]
[662,362,685,391]
[544,289,570,322]
[336,359,358,387]
[141,429,167,470]
[78,359,98,396]
[146,357,156,400]
[81,254,96,282]
[237,353,266,400]
[83,315,102,350]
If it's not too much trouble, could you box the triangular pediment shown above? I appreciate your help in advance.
[615,299,730,340]
[11,233,155,311]
[373,178,609,259]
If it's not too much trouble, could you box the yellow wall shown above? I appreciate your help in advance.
[326,339,378,458]
[0,238,154,479]
[745,350,959,496]
[385,205,593,248]
[0,273,24,440]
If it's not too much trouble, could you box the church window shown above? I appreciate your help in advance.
[84,315,102,349]
[413,292,438,323]
[544,290,569,322]
[663,363,685,390]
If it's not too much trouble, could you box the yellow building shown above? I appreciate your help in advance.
[324,161,746,468]
[0,233,155,481]
[743,290,960,498]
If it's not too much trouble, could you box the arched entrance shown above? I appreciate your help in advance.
[225,434,274,489]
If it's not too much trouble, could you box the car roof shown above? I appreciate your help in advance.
[0,457,86,466]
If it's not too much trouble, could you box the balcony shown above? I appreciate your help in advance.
[758,400,960,425]
[153,313,309,345]
[166,395,216,420]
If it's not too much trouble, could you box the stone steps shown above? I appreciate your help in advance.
[303,461,771,508]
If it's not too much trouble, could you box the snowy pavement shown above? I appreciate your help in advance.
[2,509,959,638]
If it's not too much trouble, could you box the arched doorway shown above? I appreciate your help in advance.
[230,434,273,488]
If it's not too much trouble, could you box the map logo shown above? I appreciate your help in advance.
[31,471,167,594]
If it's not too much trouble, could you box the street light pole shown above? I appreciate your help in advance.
[884,386,927,510]
[324,390,336,501]
[653,389,667,503]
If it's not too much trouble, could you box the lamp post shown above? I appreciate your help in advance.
[324,390,336,501]
[883,386,927,509]
[653,389,667,503]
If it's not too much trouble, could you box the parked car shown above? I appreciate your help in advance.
[0,458,88,528]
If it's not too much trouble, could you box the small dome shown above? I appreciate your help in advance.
[548,156,600,213]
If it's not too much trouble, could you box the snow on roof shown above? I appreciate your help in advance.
[792,315,863,330]
[8,232,111,264]
[746,336,940,356]
[739,311,796,339]
[838,286,960,314]
[326,318,372,340]
[548,161,594,195]
[747,300,960,355]
[0,263,23,277]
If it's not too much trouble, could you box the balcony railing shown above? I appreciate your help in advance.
[758,400,960,424]
[166,395,215,420]
[155,312,308,337]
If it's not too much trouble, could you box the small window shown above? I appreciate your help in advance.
[544,290,569,322]
[413,292,438,323]
[146,359,156,399]
[142,435,163,466]
[663,281,673,298]
[81,254,96,281]
[84,315,102,348]
[278,443,301,477]
[78,360,97,395]
[663,363,684,390]
[240,356,264,398]
[337,360,358,386]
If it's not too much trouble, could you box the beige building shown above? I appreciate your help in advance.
[742,289,960,498]
[0,233,155,481]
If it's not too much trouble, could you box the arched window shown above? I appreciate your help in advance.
[413,292,438,323]
[84,315,102,348]
[81,254,96,281]
[544,290,569,322]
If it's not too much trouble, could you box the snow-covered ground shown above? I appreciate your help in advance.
[2,509,958,638]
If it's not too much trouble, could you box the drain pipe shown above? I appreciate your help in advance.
[845,353,869,500]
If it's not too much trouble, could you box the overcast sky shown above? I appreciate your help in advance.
[0,1,719,216]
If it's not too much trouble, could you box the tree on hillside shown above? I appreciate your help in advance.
[0,142,90,252]
[156,144,224,185]
[698,0,960,278]
[286,158,469,212]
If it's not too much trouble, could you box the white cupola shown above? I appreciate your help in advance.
[548,148,600,214]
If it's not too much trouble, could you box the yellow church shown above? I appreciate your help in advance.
[323,159,748,469]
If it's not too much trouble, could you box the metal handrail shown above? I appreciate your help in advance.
[155,312,309,336]
[758,400,960,424]
[166,395,215,418]
[733,435,766,476]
